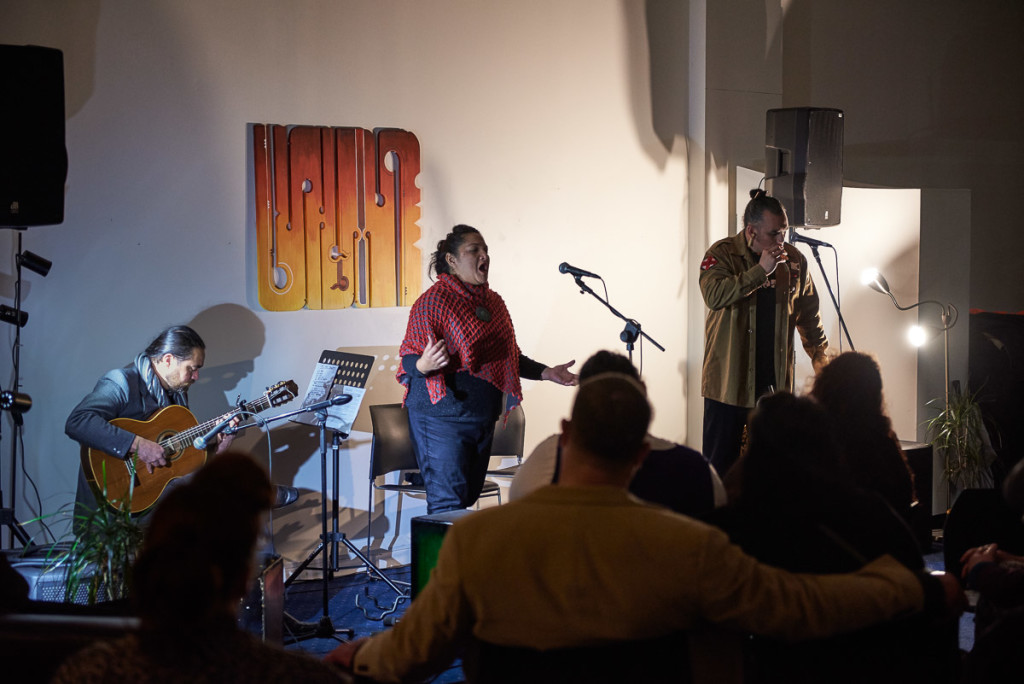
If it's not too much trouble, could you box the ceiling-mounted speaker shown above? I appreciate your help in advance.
[765,107,843,228]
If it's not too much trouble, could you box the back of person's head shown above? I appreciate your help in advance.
[570,370,651,466]
[132,452,272,630]
[810,352,916,510]
[739,392,848,512]
[578,350,640,382]
[811,351,887,424]
[743,188,786,227]
[144,325,205,362]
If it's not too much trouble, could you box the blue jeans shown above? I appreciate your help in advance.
[407,410,495,514]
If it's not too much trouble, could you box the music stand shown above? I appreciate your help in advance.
[282,351,407,642]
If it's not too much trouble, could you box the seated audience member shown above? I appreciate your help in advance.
[810,351,917,521]
[958,458,1024,682]
[51,452,348,684]
[960,543,1024,683]
[706,392,958,684]
[962,543,1024,624]
[510,350,725,517]
[326,357,961,684]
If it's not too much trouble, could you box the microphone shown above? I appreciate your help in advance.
[193,415,235,450]
[329,391,353,406]
[558,262,601,279]
[788,228,834,249]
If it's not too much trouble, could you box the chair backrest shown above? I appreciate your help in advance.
[464,633,691,684]
[0,612,140,684]
[491,403,526,460]
[369,403,420,479]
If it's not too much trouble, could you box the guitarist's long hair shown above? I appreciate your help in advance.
[144,325,205,361]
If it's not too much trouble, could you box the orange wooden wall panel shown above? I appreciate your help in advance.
[252,124,421,311]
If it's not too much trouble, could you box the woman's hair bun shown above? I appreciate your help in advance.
[749,188,766,200]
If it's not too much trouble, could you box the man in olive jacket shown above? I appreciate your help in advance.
[699,190,828,476]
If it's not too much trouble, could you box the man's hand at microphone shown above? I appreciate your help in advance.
[758,244,788,276]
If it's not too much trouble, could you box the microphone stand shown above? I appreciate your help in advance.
[1,409,31,548]
[568,275,665,363]
[805,244,855,351]
[2,231,33,549]
[232,394,407,643]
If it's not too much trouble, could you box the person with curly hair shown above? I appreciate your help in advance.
[810,350,917,521]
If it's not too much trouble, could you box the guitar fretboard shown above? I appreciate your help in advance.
[159,393,275,452]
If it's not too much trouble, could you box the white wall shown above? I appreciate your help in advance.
[0,1,692,567]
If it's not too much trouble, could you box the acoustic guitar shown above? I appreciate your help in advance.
[81,380,299,514]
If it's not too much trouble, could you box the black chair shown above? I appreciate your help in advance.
[463,633,691,684]
[366,404,501,562]
[0,612,140,683]
[486,398,526,478]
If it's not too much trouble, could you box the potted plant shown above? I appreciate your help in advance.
[926,381,996,510]
[40,464,144,606]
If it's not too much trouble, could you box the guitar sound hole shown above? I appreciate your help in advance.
[159,432,180,460]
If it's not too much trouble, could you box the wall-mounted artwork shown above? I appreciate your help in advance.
[252,125,422,311]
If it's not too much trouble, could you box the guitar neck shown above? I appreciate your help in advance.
[161,394,273,452]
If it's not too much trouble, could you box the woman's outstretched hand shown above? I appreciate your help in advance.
[542,360,578,386]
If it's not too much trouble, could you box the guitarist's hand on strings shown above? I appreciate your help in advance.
[132,435,169,473]
[214,416,241,454]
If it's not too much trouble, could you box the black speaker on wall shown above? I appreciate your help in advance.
[0,44,68,227]
[765,107,843,228]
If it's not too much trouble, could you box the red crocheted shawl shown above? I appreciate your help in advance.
[397,274,522,405]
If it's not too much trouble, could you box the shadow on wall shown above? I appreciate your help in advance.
[186,303,266,422]
[619,0,691,166]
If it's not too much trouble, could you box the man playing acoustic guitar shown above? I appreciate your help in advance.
[65,325,235,517]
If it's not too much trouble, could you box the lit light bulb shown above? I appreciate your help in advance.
[907,325,928,347]
[861,268,890,295]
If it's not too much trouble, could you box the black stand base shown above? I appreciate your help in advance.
[283,611,353,644]
[1,507,31,548]
[281,418,409,644]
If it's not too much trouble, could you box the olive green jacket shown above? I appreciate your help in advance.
[700,231,828,408]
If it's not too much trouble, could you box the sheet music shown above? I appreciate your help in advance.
[291,350,375,435]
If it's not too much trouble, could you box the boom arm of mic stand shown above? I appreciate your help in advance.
[227,393,354,439]
[808,245,855,352]
[571,276,666,352]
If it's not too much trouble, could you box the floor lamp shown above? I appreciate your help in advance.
[861,267,959,509]
[860,268,958,407]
